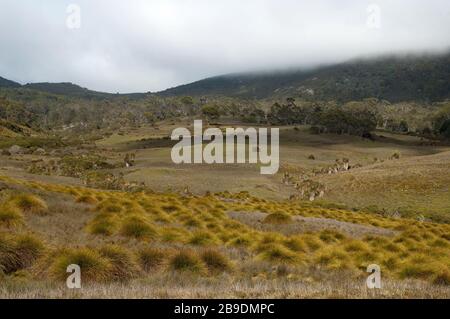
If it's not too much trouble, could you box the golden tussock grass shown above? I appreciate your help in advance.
[119,215,158,240]
[0,203,24,228]
[137,247,167,272]
[199,249,231,272]
[99,245,139,281]
[9,194,48,215]
[0,233,45,274]
[263,212,293,224]
[87,213,119,236]
[169,250,205,273]
[257,244,299,264]
[188,230,219,246]
[50,248,112,283]
[76,194,98,205]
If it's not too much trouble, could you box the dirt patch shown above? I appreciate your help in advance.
[227,211,397,238]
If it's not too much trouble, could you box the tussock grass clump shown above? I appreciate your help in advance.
[382,255,400,271]
[302,234,323,251]
[182,216,203,228]
[227,235,252,247]
[200,249,230,272]
[0,233,16,274]
[50,248,112,282]
[188,230,219,246]
[263,212,293,224]
[137,247,166,272]
[169,250,204,273]
[315,247,351,270]
[258,244,299,264]
[433,269,450,286]
[95,201,123,214]
[0,204,24,228]
[399,263,436,280]
[283,237,307,253]
[343,240,370,253]
[99,245,138,281]
[87,215,118,236]
[0,234,44,274]
[120,215,158,240]
[160,227,187,243]
[319,230,345,243]
[14,235,45,268]
[10,194,48,215]
[76,194,98,205]
[161,204,181,214]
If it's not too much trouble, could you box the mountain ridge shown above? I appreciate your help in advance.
[1,52,449,102]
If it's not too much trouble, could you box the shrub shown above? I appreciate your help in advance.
[0,204,24,228]
[137,247,166,272]
[169,250,204,273]
[10,194,48,215]
[99,245,138,281]
[50,248,112,282]
[120,215,158,240]
[200,249,230,272]
[263,212,293,224]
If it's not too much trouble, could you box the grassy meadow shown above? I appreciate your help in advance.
[0,122,449,298]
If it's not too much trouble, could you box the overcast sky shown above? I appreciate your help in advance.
[0,0,449,93]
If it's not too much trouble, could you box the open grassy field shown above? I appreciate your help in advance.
[1,122,449,298]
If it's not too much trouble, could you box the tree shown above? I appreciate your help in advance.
[181,96,194,105]
[201,104,220,121]
[439,119,450,139]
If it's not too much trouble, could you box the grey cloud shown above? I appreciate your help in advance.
[0,0,449,93]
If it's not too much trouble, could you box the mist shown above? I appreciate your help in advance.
[0,0,449,93]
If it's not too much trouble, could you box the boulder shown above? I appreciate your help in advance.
[8,145,24,155]
[34,148,46,155]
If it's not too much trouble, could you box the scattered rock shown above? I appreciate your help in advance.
[8,145,24,155]
[34,148,46,155]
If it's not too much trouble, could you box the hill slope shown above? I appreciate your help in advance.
[159,53,450,102]
[0,76,21,88]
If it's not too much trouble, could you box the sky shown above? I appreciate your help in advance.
[0,0,449,93]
